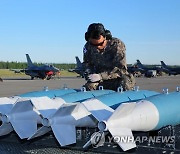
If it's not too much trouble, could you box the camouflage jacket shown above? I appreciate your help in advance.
[83,37,129,80]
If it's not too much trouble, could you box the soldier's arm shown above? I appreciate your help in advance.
[100,40,128,80]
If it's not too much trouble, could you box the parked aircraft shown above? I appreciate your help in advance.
[127,64,144,77]
[24,54,60,80]
[68,58,166,78]
[70,57,145,78]
[161,61,180,75]
[68,56,85,77]
[136,60,162,77]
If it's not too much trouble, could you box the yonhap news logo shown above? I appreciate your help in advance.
[90,132,105,148]
[90,133,175,148]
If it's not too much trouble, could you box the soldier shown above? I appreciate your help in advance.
[83,23,135,91]
[0,77,3,82]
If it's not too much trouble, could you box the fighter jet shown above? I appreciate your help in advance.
[127,64,144,77]
[68,56,85,77]
[136,60,162,77]
[24,54,60,80]
[161,61,180,75]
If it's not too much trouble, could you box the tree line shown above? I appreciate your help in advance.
[0,61,76,70]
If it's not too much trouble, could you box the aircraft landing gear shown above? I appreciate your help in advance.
[46,76,51,80]
[44,75,51,80]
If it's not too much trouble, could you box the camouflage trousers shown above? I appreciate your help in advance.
[84,74,135,91]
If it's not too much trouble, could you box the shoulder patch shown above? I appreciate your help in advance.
[83,46,87,54]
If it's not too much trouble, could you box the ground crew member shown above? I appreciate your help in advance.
[83,23,135,91]
[0,77,3,82]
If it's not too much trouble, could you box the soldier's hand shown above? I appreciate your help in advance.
[88,74,102,82]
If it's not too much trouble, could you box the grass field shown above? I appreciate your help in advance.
[0,69,78,78]
[59,70,78,77]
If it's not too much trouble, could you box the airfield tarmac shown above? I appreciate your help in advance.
[0,75,180,154]
[0,75,180,97]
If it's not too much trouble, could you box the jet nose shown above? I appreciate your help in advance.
[53,67,60,75]
[55,67,60,72]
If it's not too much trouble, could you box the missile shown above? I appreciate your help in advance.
[9,87,110,139]
[39,88,159,147]
[28,89,114,140]
[0,86,77,136]
[1,96,64,139]
[95,89,180,151]
[4,88,113,139]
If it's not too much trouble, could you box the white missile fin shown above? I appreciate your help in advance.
[9,100,40,139]
[51,103,78,119]
[31,97,64,118]
[82,99,114,122]
[11,120,37,139]
[28,126,51,140]
[108,126,136,151]
[49,103,95,146]
[0,123,13,136]
[10,99,34,114]
[52,97,66,105]
[51,103,94,128]
[0,97,16,114]
[69,103,95,127]
[51,124,76,146]
[108,102,136,122]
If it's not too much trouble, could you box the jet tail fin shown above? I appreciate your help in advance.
[26,54,34,68]
[75,56,83,68]
[160,61,168,69]
[136,60,144,69]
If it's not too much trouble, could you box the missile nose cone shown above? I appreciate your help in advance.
[98,121,108,132]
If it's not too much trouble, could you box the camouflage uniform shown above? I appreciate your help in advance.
[83,37,135,91]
